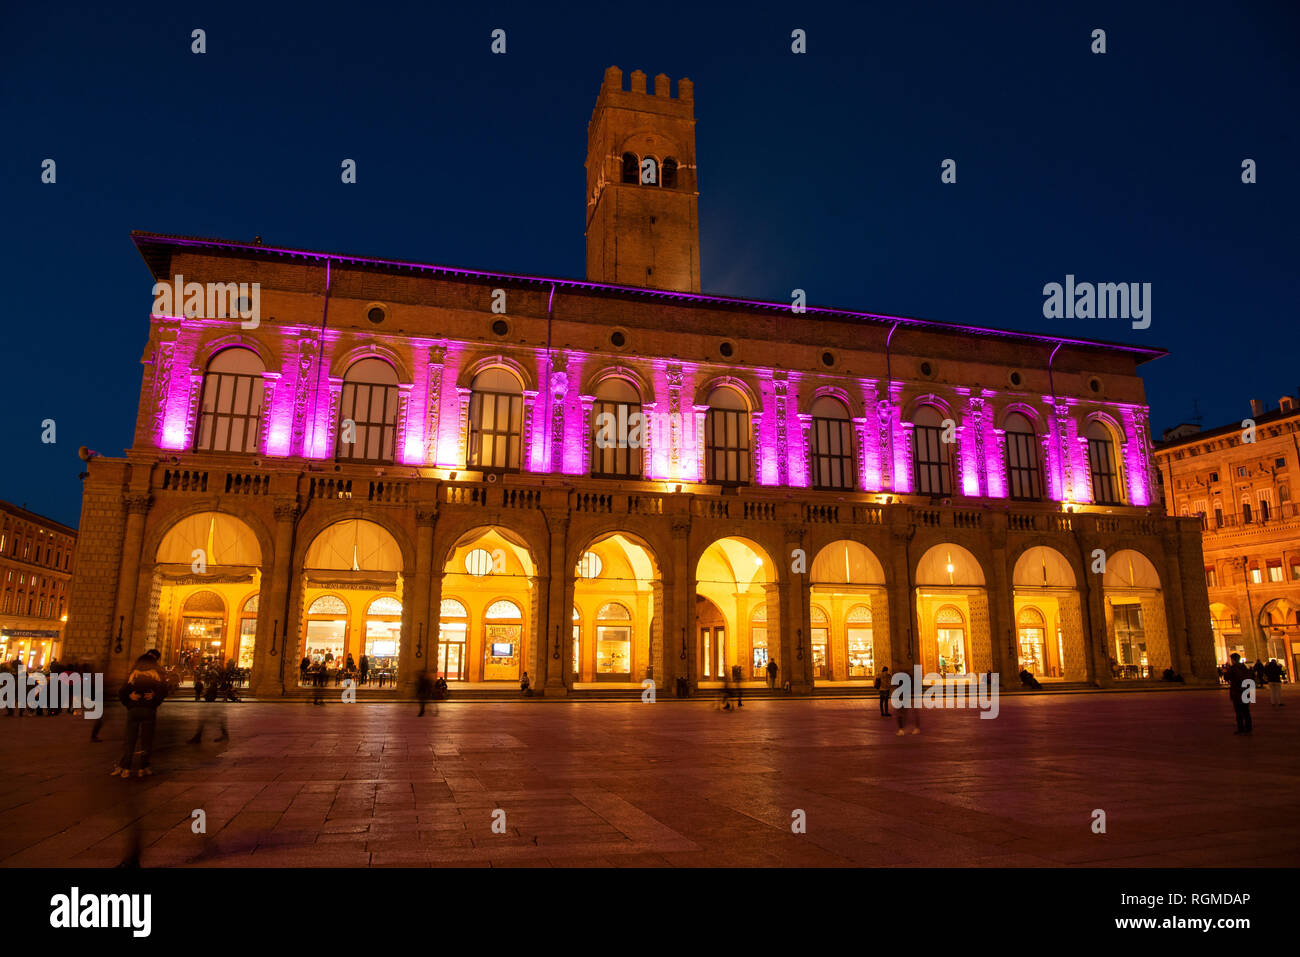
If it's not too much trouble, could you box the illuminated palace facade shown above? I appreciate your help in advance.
[64,67,1214,694]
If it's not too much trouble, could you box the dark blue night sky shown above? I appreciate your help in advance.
[3,0,1297,527]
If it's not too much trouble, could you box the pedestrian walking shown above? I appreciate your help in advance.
[113,654,168,777]
[1226,653,1253,734]
[1264,658,1284,706]
[417,669,435,716]
[895,669,921,735]
[359,653,370,686]
[731,663,744,708]
[765,658,778,690]
[875,666,891,717]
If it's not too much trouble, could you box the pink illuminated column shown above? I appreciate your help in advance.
[257,371,281,455]
[640,399,656,479]
[523,390,540,472]
[795,413,812,488]
[692,404,708,482]
[897,420,915,494]
[454,387,471,468]
[181,370,203,452]
[424,346,447,466]
[580,393,595,476]
[313,377,343,461]
[1121,407,1153,506]
[988,427,1008,499]
[396,383,418,465]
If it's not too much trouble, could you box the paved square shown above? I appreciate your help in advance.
[1,688,1296,867]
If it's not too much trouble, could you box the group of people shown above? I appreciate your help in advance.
[1223,654,1288,734]
[299,652,394,689]
[1,657,96,716]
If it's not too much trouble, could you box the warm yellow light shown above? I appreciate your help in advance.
[946,563,955,574]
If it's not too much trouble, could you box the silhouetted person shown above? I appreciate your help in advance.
[359,654,370,686]
[876,667,891,717]
[520,672,532,696]
[1226,653,1253,734]
[417,669,435,716]
[731,663,744,708]
[299,656,310,685]
[765,658,778,690]
[114,654,168,777]
[1264,659,1285,706]
[1252,658,1267,689]
[1019,668,1042,690]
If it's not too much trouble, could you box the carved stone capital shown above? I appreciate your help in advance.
[415,507,438,526]
[273,500,301,523]
[124,493,152,515]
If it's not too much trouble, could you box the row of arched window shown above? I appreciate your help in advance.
[190,347,1128,503]
[621,152,678,188]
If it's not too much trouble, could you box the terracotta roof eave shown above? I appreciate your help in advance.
[129,230,1169,362]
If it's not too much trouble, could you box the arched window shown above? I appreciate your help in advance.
[237,593,259,670]
[1086,420,1121,505]
[1242,500,1253,524]
[596,602,632,678]
[469,367,524,470]
[1004,412,1042,500]
[364,596,402,683]
[338,358,399,464]
[179,590,227,676]
[810,395,854,490]
[912,406,951,496]
[576,551,602,579]
[465,547,496,577]
[705,385,751,485]
[483,599,523,681]
[302,594,348,676]
[662,157,678,189]
[750,603,769,678]
[846,603,874,677]
[641,155,658,185]
[485,599,522,620]
[195,348,264,453]
[934,605,968,675]
[621,152,638,184]
[1017,607,1047,676]
[591,378,643,478]
[438,598,467,681]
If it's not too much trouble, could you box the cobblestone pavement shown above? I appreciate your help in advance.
[0,687,1295,867]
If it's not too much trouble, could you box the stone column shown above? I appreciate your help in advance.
[669,518,691,694]
[399,506,437,695]
[253,499,299,697]
[542,508,570,693]
[987,513,1013,678]
[782,523,813,693]
[109,492,152,682]
[887,525,915,672]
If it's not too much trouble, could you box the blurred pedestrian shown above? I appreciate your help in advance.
[417,669,435,716]
[1264,658,1284,707]
[765,658,778,690]
[113,654,168,777]
[1226,653,1253,734]
[875,666,891,717]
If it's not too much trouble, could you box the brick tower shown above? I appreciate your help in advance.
[585,66,700,292]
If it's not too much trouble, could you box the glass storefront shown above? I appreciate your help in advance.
[811,606,829,678]
[1017,608,1047,676]
[595,602,632,679]
[439,599,468,681]
[483,599,522,681]
[364,596,402,685]
[1113,602,1148,678]
[846,604,873,678]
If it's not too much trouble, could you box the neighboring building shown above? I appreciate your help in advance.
[0,501,76,669]
[1155,393,1300,676]
[64,66,1214,695]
